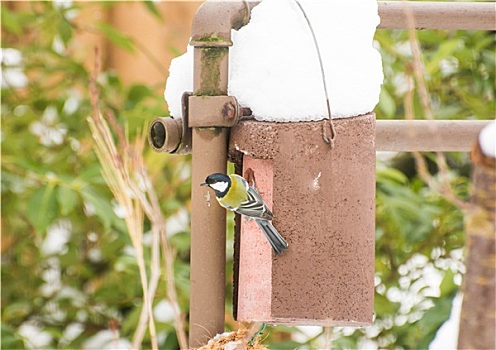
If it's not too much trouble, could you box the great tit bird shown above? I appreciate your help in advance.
[201,173,288,255]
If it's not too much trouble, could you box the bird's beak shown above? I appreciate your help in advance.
[200,182,208,187]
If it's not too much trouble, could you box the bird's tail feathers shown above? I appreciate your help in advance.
[255,219,288,255]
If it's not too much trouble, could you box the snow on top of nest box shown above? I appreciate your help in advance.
[479,120,496,158]
[165,0,383,122]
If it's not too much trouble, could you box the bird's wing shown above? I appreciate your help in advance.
[236,186,273,220]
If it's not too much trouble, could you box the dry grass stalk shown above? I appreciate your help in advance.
[88,47,188,349]
[197,328,267,350]
[323,326,333,349]
[403,3,469,211]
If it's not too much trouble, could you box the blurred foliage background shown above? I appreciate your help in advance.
[1,1,494,349]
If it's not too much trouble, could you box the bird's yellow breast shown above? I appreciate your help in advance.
[218,175,248,210]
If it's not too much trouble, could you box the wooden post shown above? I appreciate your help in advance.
[458,128,495,349]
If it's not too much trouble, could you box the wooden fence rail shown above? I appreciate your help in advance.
[376,120,492,152]
[378,1,496,30]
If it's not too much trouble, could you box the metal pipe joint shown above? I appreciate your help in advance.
[189,95,241,127]
[190,0,260,47]
[148,92,192,154]
[148,94,245,154]
[148,116,183,153]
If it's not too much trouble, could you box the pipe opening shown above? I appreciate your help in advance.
[148,117,183,153]
[150,121,166,149]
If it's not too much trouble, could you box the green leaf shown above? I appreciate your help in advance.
[125,85,154,110]
[56,185,79,215]
[27,185,58,234]
[439,269,457,297]
[1,6,22,35]
[80,186,116,229]
[79,165,106,184]
[332,336,359,350]
[2,302,32,322]
[1,324,25,350]
[161,331,179,350]
[96,22,135,53]
[377,167,408,185]
[143,1,163,21]
[379,88,396,118]
[169,231,191,254]
[121,304,143,336]
[127,84,153,104]
[58,19,73,44]
[375,292,398,315]
[426,39,462,75]
[270,341,305,349]
[418,292,457,349]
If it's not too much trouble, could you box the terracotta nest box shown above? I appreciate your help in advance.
[228,115,376,326]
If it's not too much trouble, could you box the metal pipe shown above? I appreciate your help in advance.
[149,116,492,154]
[376,120,492,152]
[378,2,496,30]
[188,1,260,347]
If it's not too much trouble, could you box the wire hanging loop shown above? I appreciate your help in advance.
[294,0,337,148]
[248,323,267,346]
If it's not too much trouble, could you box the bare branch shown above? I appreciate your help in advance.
[403,4,469,211]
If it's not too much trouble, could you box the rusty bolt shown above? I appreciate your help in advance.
[241,107,252,117]
[222,102,237,120]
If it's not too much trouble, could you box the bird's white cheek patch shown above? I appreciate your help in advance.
[210,181,228,193]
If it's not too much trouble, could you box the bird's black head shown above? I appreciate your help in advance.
[201,173,231,197]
